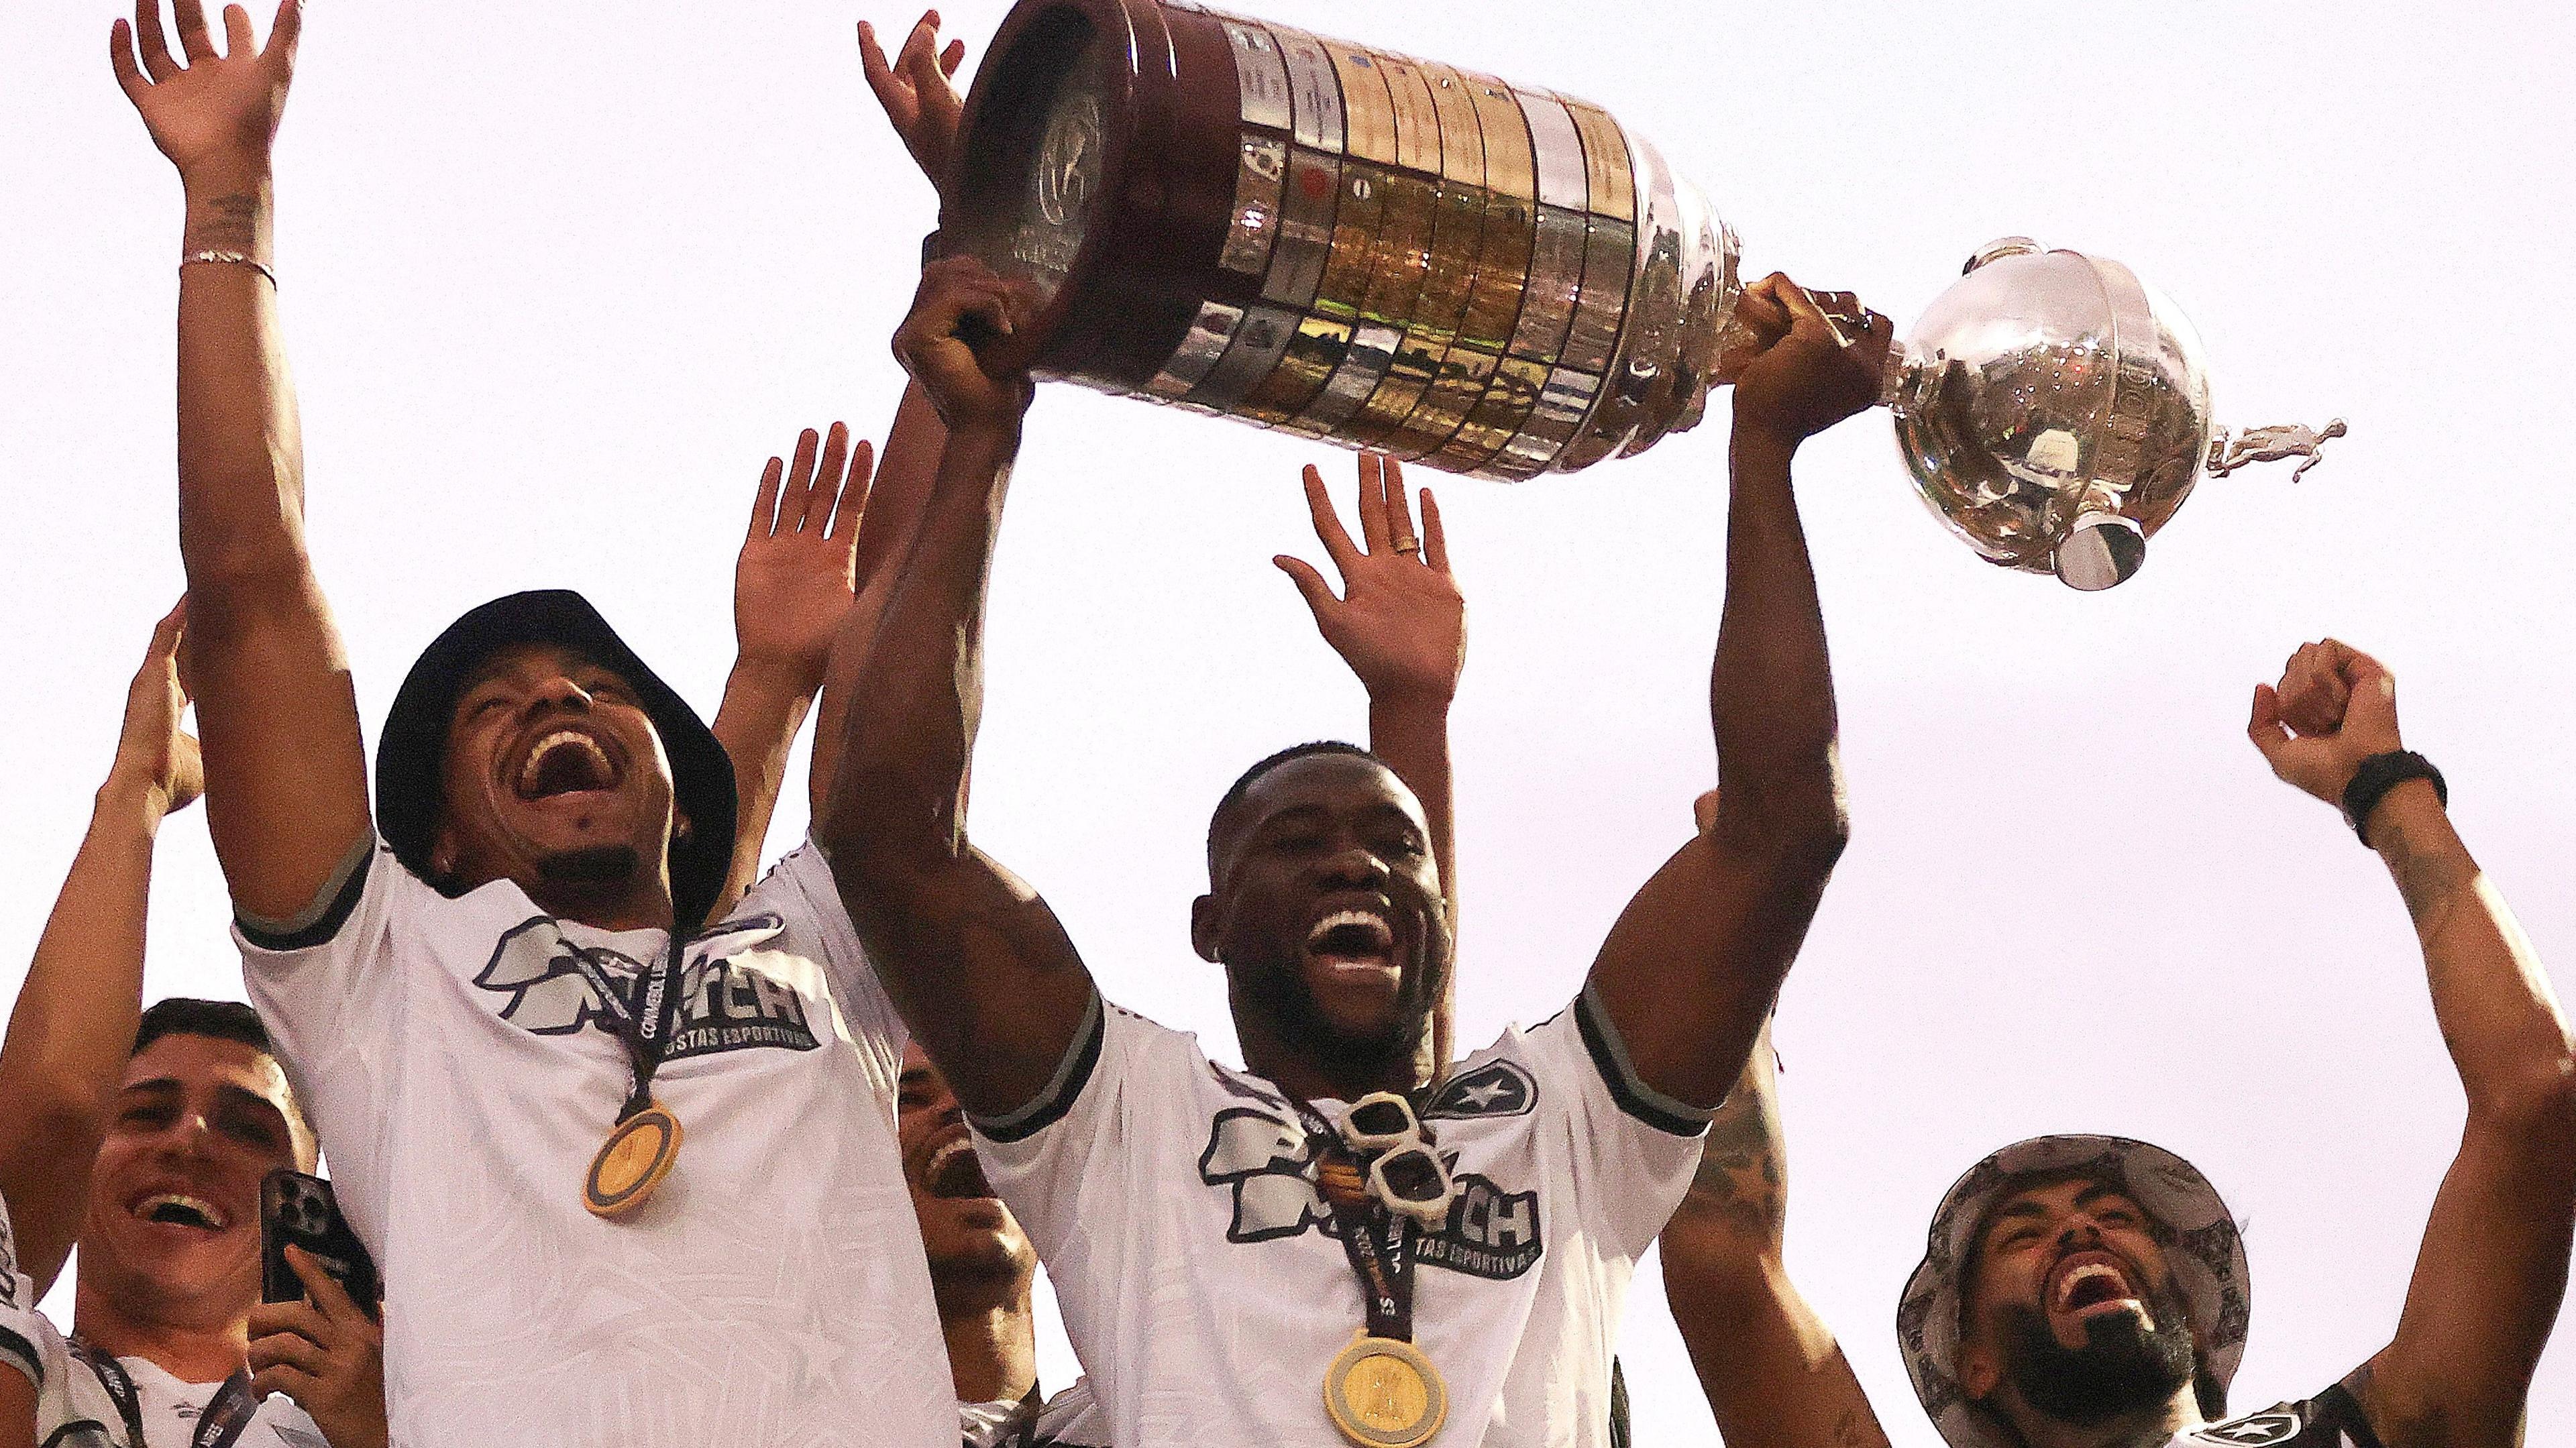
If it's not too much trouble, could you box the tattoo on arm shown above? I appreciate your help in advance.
[1684,1073,1786,1243]
[2380,825,2473,941]
[184,193,261,253]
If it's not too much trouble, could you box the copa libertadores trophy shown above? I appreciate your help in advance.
[937,0,2339,589]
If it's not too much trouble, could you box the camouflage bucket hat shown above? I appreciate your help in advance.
[1896,1135,2253,1448]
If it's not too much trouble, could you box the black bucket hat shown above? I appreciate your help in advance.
[374,590,737,931]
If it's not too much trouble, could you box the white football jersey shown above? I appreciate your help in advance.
[969,985,1707,1447]
[0,1197,329,1446]
[237,840,952,1448]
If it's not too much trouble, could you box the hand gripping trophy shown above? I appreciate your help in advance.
[934,0,2339,588]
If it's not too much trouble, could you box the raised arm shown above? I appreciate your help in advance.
[111,0,369,926]
[806,13,967,825]
[2250,641,2576,1448]
[0,606,199,1298]
[709,426,871,915]
[1658,792,1893,1448]
[1582,276,1884,1109]
[1274,453,1464,1061]
[816,260,1091,1121]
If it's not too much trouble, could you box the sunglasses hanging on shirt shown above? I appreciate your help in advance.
[1339,1091,1458,1227]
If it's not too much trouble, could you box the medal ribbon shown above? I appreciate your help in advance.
[70,1337,260,1448]
[561,932,690,1122]
[1287,1099,1419,1345]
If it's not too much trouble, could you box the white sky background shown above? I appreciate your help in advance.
[6,1,2574,1442]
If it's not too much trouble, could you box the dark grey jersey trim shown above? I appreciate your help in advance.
[236,836,378,951]
[969,989,1106,1144]
[0,1324,40,1390]
[1574,979,1712,1137]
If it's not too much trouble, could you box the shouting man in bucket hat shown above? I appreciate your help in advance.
[1893,640,2574,1448]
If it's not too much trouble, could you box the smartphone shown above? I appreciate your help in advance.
[259,1169,380,1319]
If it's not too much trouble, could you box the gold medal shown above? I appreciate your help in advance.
[1323,1331,1448,1448]
[584,1101,681,1217]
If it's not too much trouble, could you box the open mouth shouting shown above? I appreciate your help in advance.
[919,1135,998,1203]
[513,726,625,803]
[1304,905,1399,985]
[125,1184,233,1238]
[2046,1249,2151,1329]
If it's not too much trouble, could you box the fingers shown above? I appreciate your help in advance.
[172,0,215,62]
[2246,683,2293,772]
[1274,555,1340,621]
[264,0,300,70]
[832,439,877,544]
[223,3,253,57]
[147,597,189,663]
[248,1363,319,1402]
[1417,490,1450,573]
[2334,643,2400,732]
[806,423,851,533]
[1383,458,1421,554]
[857,21,902,113]
[1299,464,1360,573]
[897,258,1018,347]
[136,0,178,83]
[1770,278,1844,347]
[1355,453,1392,554]
[941,38,966,77]
[749,456,784,542]
[110,19,148,101]
[247,1295,330,1349]
[2277,639,2351,734]
[898,10,942,73]
[780,428,820,536]
[287,1245,370,1330]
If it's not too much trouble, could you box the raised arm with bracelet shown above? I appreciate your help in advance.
[2250,641,2575,1448]
[111,0,373,936]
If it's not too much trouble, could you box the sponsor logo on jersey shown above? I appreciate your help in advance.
[1195,1109,1544,1278]
[473,916,821,1057]
[1424,1060,1536,1120]
[2190,1410,2304,1445]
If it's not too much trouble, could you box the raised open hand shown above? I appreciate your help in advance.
[111,599,203,818]
[1726,273,1891,448]
[737,423,874,692]
[859,9,968,189]
[2247,638,2405,806]
[1275,453,1464,706]
[109,0,301,184]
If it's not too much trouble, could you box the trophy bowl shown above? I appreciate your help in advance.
[938,0,2332,588]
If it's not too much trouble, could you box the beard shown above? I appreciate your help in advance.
[535,844,644,887]
[1234,950,1436,1083]
[1998,1274,2198,1426]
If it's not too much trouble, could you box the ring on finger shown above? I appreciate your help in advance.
[1392,537,1422,555]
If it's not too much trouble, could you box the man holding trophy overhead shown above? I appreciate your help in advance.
[830,214,1887,1444]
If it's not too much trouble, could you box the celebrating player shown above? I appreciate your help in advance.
[0,606,382,1446]
[826,256,1884,1446]
[1658,643,2573,1448]
[1902,643,2574,1448]
[108,3,961,1442]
